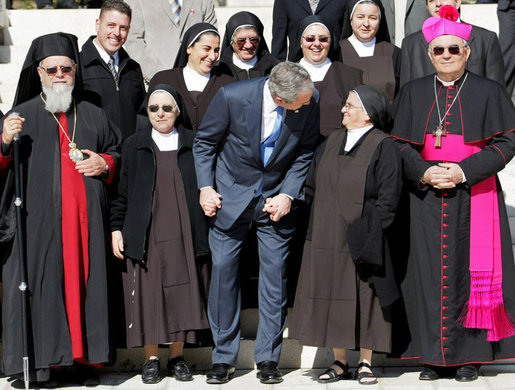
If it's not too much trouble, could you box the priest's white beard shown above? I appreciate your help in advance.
[42,83,74,113]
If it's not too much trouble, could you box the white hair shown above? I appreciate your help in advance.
[42,83,74,113]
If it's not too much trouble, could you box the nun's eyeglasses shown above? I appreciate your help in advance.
[233,37,260,49]
[303,35,330,43]
[148,105,175,113]
[39,65,74,75]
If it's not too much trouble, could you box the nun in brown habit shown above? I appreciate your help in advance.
[289,85,402,385]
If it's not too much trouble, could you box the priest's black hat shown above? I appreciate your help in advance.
[13,32,82,108]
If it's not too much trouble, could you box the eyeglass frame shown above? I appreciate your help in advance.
[302,35,330,43]
[232,36,261,49]
[148,104,177,113]
[37,63,76,76]
[429,44,468,56]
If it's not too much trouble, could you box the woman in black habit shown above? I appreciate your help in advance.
[110,84,210,384]
[339,0,400,102]
[290,85,402,385]
[218,11,279,81]
[296,15,363,138]
[149,23,233,131]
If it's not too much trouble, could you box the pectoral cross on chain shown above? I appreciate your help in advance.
[432,125,447,148]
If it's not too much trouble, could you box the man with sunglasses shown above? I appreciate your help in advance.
[80,0,145,141]
[399,0,505,88]
[0,32,121,387]
[390,6,515,383]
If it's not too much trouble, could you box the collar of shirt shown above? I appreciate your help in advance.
[436,72,465,87]
[299,57,332,82]
[344,125,374,152]
[261,80,280,142]
[348,34,376,57]
[232,52,258,70]
[183,64,211,92]
[93,38,120,70]
[152,127,179,151]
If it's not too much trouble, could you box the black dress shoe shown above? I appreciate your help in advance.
[206,363,235,384]
[455,364,479,382]
[75,364,100,387]
[167,356,193,382]
[141,358,161,384]
[256,361,283,384]
[419,365,440,380]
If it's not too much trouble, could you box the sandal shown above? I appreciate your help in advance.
[356,362,378,385]
[318,360,352,383]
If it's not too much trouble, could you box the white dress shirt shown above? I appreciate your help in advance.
[93,38,119,73]
[261,80,282,142]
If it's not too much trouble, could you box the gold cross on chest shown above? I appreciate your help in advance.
[432,125,447,148]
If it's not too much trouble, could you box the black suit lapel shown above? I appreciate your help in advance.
[315,0,331,13]
[296,0,313,15]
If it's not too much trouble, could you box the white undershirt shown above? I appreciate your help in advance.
[299,58,332,82]
[261,80,280,142]
[92,38,119,72]
[152,128,178,151]
[344,125,373,152]
[183,64,210,92]
[348,34,376,57]
[232,53,258,70]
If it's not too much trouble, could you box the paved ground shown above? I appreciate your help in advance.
[1,365,515,389]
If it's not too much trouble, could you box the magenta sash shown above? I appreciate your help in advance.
[421,134,515,342]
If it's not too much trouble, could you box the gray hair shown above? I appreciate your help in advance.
[268,61,314,103]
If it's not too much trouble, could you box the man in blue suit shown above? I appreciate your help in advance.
[194,62,319,384]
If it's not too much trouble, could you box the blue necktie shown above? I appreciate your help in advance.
[261,106,284,167]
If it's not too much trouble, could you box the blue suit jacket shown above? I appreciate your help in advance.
[194,77,320,231]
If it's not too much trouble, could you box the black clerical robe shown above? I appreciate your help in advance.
[0,96,121,380]
[390,72,515,365]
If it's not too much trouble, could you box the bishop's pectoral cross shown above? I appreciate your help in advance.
[432,125,447,148]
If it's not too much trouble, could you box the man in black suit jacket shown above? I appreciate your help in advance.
[498,0,515,95]
[271,0,350,62]
[399,0,505,87]
[80,0,145,141]
[194,62,319,385]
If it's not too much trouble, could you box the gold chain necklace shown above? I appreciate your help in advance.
[40,93,83,163]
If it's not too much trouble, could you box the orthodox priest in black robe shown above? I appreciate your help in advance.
[0,32,121,385]
[390,6,515,382]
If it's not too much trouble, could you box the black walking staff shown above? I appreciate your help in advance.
[11,111,30,390]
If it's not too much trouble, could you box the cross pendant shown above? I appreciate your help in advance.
[432,125,446,148]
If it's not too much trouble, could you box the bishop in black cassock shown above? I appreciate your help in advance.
[390,6,515,382]
[0,32,120,384]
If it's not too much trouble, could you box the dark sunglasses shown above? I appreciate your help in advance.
[432,45,463,56]
[233,37,260,49]
[303,35,330,43]
[148,104,175,113]
[39,65,74,75]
